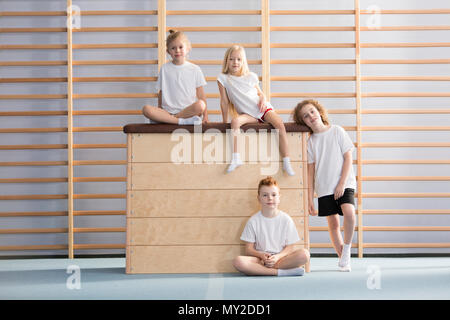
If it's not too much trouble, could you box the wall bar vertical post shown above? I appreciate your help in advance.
[354,0,364,258]
[158,0,167,71]
[302,133,311,272]
[66,0,74,259]
[261,0,270,98]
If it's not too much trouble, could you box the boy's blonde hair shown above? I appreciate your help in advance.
[257,176,279,195]
[166,29,191,52]
[221,45,250,76]
[292,99,330,133]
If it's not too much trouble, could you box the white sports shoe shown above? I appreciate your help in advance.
[338,247,351,268]
[339,264,352,272]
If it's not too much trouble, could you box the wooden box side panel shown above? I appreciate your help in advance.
[127,244,306,274]
[131,132,304,163]
[128,189,305,217]
[128,245,244,274]
[131,163,303,190]
[128,217,305,245]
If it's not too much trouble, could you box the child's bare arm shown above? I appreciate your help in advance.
[244,242,270,261]
[335,150,353,200]
[307,163,316,215]
[157,90,162,108]
[255,84,267,112]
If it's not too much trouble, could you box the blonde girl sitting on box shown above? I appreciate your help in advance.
[217,45,295,175]
[142,30,208,125]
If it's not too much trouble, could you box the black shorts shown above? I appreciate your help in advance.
[318,188,355,217]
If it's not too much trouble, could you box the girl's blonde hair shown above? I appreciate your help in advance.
[220,45,251,119]
[166,29,191,52]
[221,45,250,76]
[292,99,330,133]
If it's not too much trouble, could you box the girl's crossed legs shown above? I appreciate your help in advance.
[142,100,206,124]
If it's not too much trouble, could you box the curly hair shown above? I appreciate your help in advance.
[292,99,330,133]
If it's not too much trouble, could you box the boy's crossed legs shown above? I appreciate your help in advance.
[233,248,310,276]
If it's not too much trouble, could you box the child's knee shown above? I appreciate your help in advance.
[272,120,286,132]
[267,112,283,126]
[342,204,356,219]
[327,215,340,230]
[194,100,206,114]
[142,105,153,117]
[198,99,206,112]
[301,248,310,262]
[295,248,310,264]
[230,117,241,129]
[343,211,355,220]
[232,256,246,270]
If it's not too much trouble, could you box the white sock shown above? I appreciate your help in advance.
[282,157,295,176]
[339,243,352,267]
[277,267,305,277]
[178,115,202,125]
[343,243,351,258]
[227,153,242,173]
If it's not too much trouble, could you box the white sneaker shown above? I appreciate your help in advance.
[339,264,351,272]
[338,246,351,268]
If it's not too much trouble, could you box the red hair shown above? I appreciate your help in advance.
[257,176,279,195]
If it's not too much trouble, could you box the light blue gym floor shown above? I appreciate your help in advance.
[0,257,449,300]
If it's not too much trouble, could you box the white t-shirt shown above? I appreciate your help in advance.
[307,124,356,198]
[217,72,273,120]
[156,61,207,114]
[240,210,300,255]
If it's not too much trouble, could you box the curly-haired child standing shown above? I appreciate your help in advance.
[293,99,356,271]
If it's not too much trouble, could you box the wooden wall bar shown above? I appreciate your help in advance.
[0,0,449,257]
[67,0,74,259]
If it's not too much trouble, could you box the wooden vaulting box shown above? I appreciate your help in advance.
[123,123,310,274]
